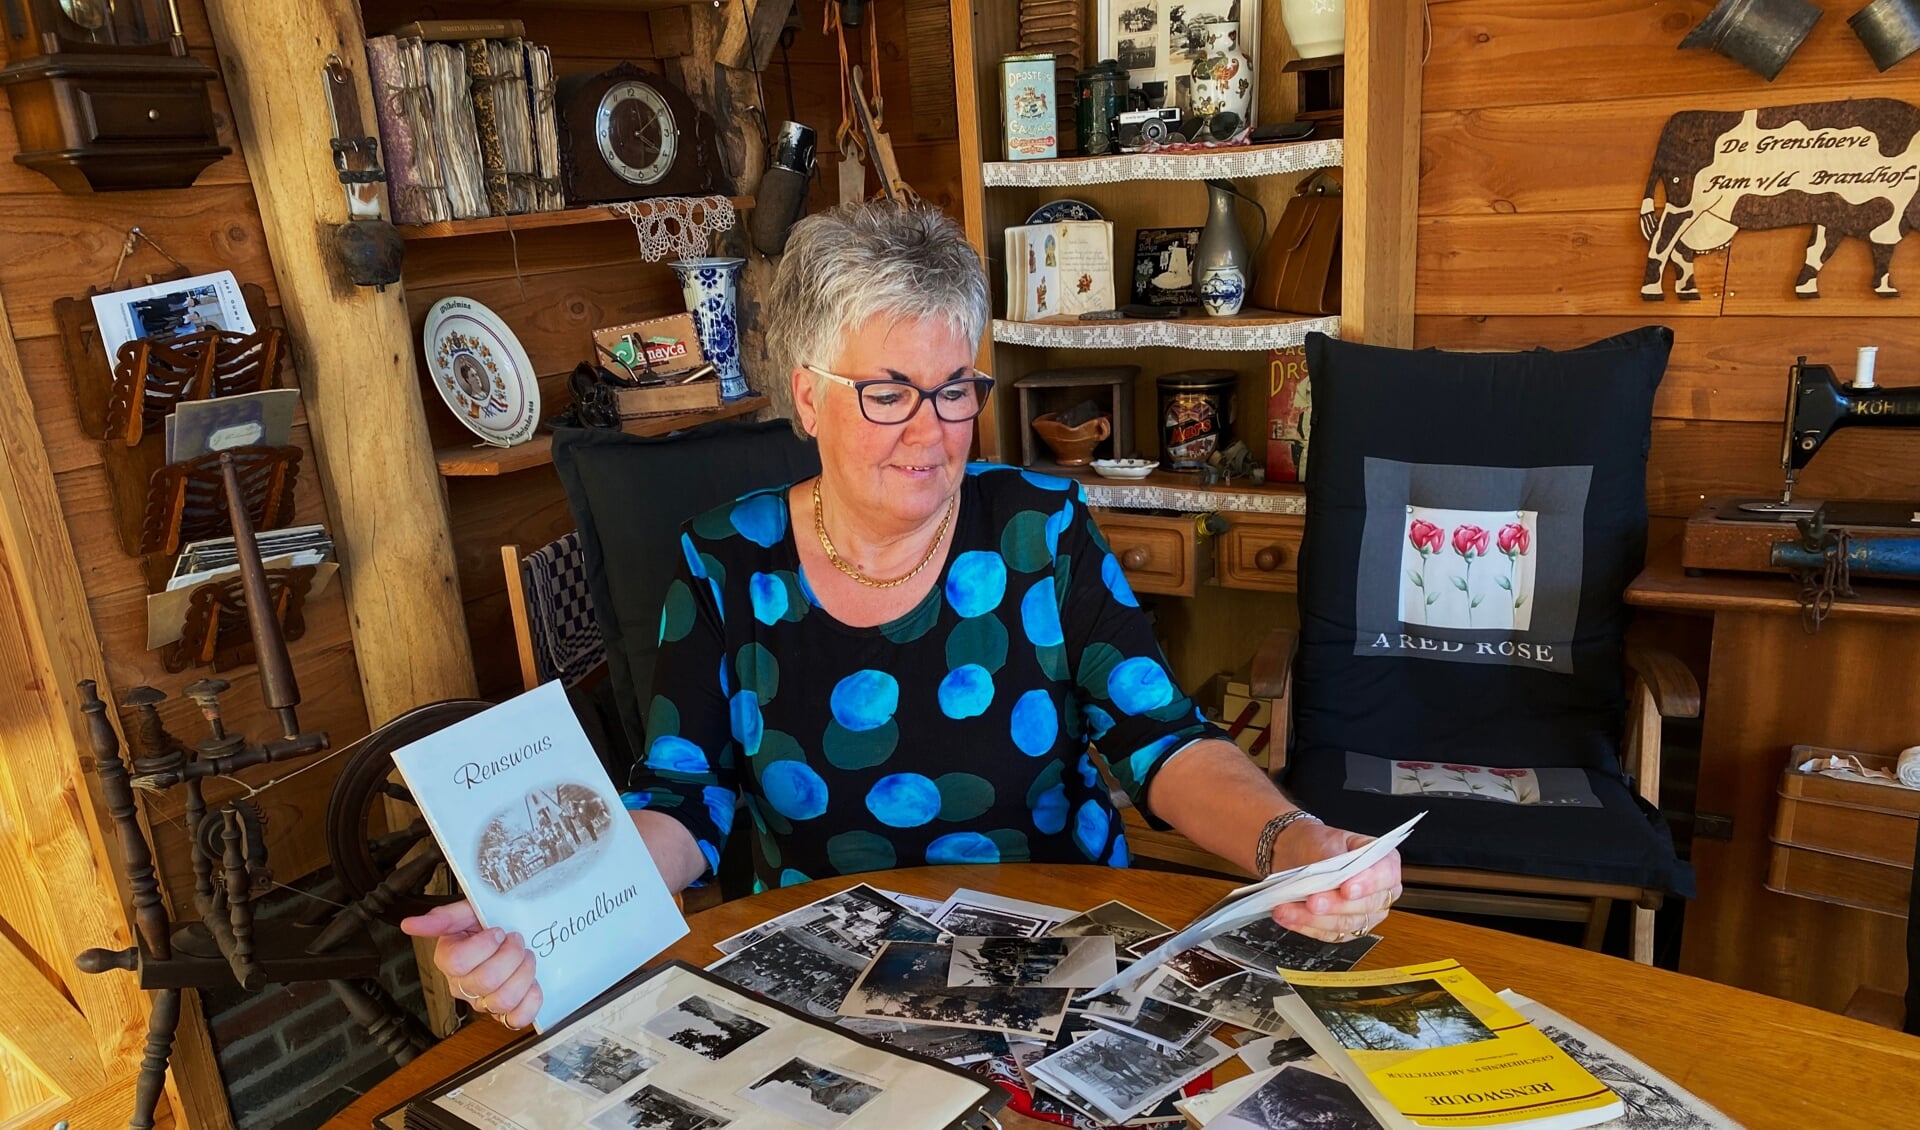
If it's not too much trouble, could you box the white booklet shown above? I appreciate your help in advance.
[391,680,687,1032]
[1079,813,1423,1001]
[1500,992,1743,1129]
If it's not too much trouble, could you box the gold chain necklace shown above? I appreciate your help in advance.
[813,477,956,589]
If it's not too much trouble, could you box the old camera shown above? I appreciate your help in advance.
[1112,106,1183,151]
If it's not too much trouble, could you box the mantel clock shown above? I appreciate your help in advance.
[0,0,230,192]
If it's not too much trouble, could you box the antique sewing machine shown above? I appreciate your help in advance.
[1683,351,1920,589]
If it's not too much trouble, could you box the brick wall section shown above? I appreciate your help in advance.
[201,871,427,1128]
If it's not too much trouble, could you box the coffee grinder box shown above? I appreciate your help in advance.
[1002,53,1057,160]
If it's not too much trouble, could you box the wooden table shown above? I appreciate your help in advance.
[327,864,1920,1129]
[1627,535,1918,1013]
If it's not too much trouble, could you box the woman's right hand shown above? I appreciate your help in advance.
[400,901,543,1030]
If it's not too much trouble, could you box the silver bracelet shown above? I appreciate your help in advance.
[1254,809,1321,876]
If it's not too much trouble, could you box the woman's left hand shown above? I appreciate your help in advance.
[1267,822,1403,943]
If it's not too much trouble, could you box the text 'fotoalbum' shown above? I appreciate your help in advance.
[390,680,688,1032]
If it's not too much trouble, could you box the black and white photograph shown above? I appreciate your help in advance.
[947,936,1117,989]
[1234,1034,1318,1071]
[91,269,255,360]
[739,1058,883,1128]
[714,884,946,958]
[839,941,1073,1039]
[1128,934,1244,988]
[1509,995,1740,1129]
[1032,1028,1234,1124]
[528,1032,658,1097]
[706,927,869,1020]
[1131,228,1202,307]
[1206,918,1380,976]
[1114,0,1159,70]
[1147,969,1292,1036]
[931,889,1069,938]
[838,1018,1010,1065]
[1167,0,1236,60]
[641,995,771,1060]
[587,1084,732,1130]
[1211,1064,1384,1130]
[1294,979,1497,1054]
[1046,900,1173,953]
[1069,984,1147,1024]
[473,781,616,898]
[1087,995,1216,1051]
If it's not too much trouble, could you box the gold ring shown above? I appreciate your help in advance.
[457,983,484,1003]
[1349,928,1365,939]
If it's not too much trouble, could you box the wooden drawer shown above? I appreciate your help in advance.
[1773,746,1920,867]
[1093,509,1203,597]
[1216,514,1305,592]
[1766,844,1911,918]
[80,83,220,145]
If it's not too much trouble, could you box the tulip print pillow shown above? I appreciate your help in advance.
[1293,328,1672,770]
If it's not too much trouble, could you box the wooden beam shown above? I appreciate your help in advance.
[0,250,164,1111]
[0,931,106,1098]
[1342,0,1423,347]
[201,0,479,726]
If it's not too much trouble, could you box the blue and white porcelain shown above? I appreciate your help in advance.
[1025,199,1104,225]
[1199,265,1247,317]
[670,256,749,401]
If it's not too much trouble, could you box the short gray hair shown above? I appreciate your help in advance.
[764,202,989,435]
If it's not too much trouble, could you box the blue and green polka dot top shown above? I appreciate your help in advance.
[624,462,1225,893]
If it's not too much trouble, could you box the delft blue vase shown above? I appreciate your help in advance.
[1199,265,1247,317]
[670,256,749,400]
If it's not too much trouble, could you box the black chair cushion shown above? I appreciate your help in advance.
[1285,750,1695,897]
[1293,327,1674,773]
[552,421,820,761]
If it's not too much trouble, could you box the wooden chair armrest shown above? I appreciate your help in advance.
[1251,627,1299,700]
[1624,644,1700,719]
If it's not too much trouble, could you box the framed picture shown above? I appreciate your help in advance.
[1133,227,1203,306]
[89,269,254,361]
[1097,0,1260,122]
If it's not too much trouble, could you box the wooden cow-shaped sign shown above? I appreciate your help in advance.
[1639,98,1920,301]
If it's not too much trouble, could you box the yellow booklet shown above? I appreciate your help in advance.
[1272,959,1623,1130]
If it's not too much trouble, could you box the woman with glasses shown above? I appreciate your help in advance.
[406,203,1400,1028]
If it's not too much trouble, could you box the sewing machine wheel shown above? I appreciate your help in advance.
[324,698,493,921]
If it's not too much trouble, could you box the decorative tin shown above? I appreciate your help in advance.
[1075,59,1128,156]
[1158,369,1239,471]
[1002,53,1058,160]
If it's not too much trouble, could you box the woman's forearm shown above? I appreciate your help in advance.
[1143,738,1297,875]
[631,808,711,893]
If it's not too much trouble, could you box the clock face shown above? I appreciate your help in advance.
[594,80,678,186]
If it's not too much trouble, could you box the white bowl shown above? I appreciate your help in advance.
[1090,459,1159,480]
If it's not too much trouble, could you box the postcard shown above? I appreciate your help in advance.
[1207,918,1380,977]
[145,558,338,650]
[1208,1063,1384,1130]
[1145,968,1294,1037]
[706,927,869,1022]
[1043,900,1172,953]
[946,936,1117,989]
[1084,995,1216,1051]
[1126,935,1243,989]
[713,883,946,959]
[1501,991,1741,1129]
[92,269,254,361]
[930,889,1072,938]
[838,941,1072,1040]
[1030,1028,1235,1124]
[166,388,299,462]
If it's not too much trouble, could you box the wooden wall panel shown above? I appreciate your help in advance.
[1424,0,1876,113]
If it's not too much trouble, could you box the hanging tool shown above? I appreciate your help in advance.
[851,65,919,205]
[824,0,919,206]
[322,54,404,291]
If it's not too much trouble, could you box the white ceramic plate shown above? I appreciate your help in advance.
[1090,459,1158,479]
[422,297,540,448]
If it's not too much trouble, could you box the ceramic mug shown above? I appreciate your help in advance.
[1199,266,1248,317]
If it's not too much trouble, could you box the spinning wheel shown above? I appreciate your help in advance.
[325,698,494,921]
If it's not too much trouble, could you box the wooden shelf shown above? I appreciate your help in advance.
[399,195,754,241]
[982,139,1343,187]
[1051,465,1307,516]
[1627,534,1920,623]
[435,396,768,477]
[993,311,1338,352]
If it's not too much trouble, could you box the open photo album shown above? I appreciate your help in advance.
[380,961,1007,1130]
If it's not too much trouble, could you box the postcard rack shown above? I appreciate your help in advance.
[163,565,315,673]
[56,281,282,442]
[137,444,303,558]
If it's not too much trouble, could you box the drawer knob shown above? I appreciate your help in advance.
[1255,547,1284,571]
[147,109,160,121]
[1121,547,1149,570]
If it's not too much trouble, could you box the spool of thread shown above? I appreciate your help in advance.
[1854,345,1879,389]
[1898,745,1920,789]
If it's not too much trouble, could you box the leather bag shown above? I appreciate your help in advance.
[1252,173,1342,315]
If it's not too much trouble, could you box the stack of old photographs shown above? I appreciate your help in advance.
[387,961,1007,1130]
[702,885,1389,1130]
[167,524,334,590]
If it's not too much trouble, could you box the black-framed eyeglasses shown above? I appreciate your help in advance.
[805,364,995,425]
